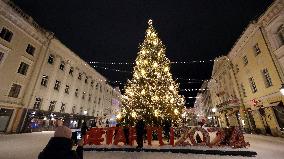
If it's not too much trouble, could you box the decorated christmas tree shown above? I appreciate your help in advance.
[121,20,185,126]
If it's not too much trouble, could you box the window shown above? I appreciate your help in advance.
[96,83,99,90]
[72,106,76,114]
[34,98,42,110]
[262,68,273,87]
[277,25,284,45]
[100,85,102,92]
[85,77,88,84]
[48,54,54,64]
[41,75,48,87]
[8,83,21,98]
[17,62,29,75]
[60,103,66,113]
[91,80,94,87]
[59,61,65,71]
[249,77,257,93]
[78,73,82,80]
[82,92,86,99]
[242,56,248,65]
[48,101,56,112]
[65,85,70,94]
[75,89,79,97]
[0,52,5,64]
[80,107,83,114]
[88,94,91,101]
[253,43,261,55]
[69,67,74,76]
[235,64,239,73]
[0,27,13,42]
[54,80,61,91]
[26,44,35,56]
[98,98,101,104]
[240,84,247,97]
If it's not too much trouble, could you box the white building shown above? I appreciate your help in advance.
[0,0,121,133]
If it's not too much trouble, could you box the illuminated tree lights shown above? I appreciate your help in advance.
[122,19,185,126]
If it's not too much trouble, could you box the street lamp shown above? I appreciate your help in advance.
[212,107,217,113]
[280,84,284,95]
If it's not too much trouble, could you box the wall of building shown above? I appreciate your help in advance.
[0,0,121,133]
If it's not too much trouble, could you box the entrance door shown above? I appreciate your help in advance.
[273,105,284,130]
[259,108,272,135]
[0,108,14,132]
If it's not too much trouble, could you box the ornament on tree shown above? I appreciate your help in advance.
[122,19,185,126]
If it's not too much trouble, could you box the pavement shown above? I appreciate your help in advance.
[0,131,284,159]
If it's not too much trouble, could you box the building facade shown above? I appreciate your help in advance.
[206,0,284,137]
[0,0,121,133]
[207,56,244,129]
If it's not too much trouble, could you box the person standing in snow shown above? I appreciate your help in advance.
[38,126,83,159]
[81,121,89,138]
[135,116,145,149]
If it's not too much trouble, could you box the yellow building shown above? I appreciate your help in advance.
[206,0,284,137]
[208,56,245,129]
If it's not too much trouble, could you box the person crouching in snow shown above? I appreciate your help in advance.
[38,126,83,159]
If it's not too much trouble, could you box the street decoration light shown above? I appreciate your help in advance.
[280,84,284,95]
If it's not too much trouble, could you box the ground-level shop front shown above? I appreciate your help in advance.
[0,107,14,132]
[21,109,96,132]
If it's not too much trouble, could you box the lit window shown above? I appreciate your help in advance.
[54,80,61,90]
[34,98,42,110]
[26,44,35,56]
[8,83,21,98]
[262,68,273,87]
[17,62,29,75]
[41,75,48,87]
[0,27,13,42]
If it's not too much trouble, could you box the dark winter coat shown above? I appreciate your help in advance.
[136,119,145,135]
[38,137,82,159]
[81,122,88,136]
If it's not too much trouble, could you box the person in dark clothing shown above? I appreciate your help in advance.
[38,126,83,159]
[123,126,130,145]
[135,117,145,148]
[81,121,89,137]
[163,119,171,142]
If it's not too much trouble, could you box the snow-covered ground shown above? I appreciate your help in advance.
[0,132,284,159]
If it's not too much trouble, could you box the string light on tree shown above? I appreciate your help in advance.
[122,19,185,126]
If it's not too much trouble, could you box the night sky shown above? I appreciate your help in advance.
[13,0,272,107]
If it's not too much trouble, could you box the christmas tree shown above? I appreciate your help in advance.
[121,20,185,126]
